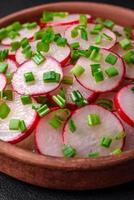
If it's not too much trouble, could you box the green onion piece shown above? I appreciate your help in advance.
[88,114,101,126]
[55,109,70,121]
[0,28,7,40]
[71,27,78,38]
[43,71,61,83]
[105,53,117,65]
[32,103,42,111]
[42,11,54,22]
[89,45,100,53]
[21,38,29,48]
[21,95,32,105]
[96,98,113,111]
[24,72,35,83]
[53,12,68,18]
[70,42,80,49]
[103,19,115,29]
[123,50,134,64]
[91,24,104,35]
[100,137,112,148]
[54,33,61,42]
[52,95,66,108]
[80,14,87,26]
[19,120,27,132]
[22,44,31,53]
[32,51,45,65]
[111,148,122,155]
[0,102,10,119]
[48,115,62,129]
[88,152,99,157]
[24,50,33,59]
[56,37,67,47]
[90,63,101,76]
[95,17,104,24]
[89,49,99,61]
[131,87,134,92]
[11,41,20,51]
[11,21,22,31]
[115,131,126,140]
[6,73,13,84]
[68,119,76,133]
[9,119,20,130]
[95,35,102,44]
[62,75,73,85]
[62,144,76,157]
[0,63,8,73]
[70,90,87,106]
[8,30,19,39]
[94,71,104,82]
[124,26,132,39]
[81,28,88,40]
[42,27,55,44]
[105,66,119,78]
[119,38,132,50]
[34,29,45,40]
[59,87,66,99]
[37,104,50,117]
[36,41,49,52]
[0,49,9,62]
[102,33,112,41]
[2,90,13,101]
[70,65,85,77]
[26,22,37,29]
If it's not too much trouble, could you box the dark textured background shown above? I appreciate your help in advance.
[0,0,134,199]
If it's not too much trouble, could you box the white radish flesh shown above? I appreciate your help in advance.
[0,74,7,90]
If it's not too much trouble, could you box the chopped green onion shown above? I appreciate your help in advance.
[24,50,33,59]
[91,24,104,35]
[21,95,32,105]
[124,26,132,39]
[100,137,112,148]
[36,41,49,52]
[11,21,22,31]
[2,90,13,101]
[80,14,87,26]
[95,35,102,44]
[70,42,80,49]
[48,115,62,129]
[6,73,13,84]
[70,65,85,77]
[55,109,70,121]
[62,144,76,157]
[54,33,61,42]
[103,19,115,29]
[95,17,104,24]
[53,12,68,18]
[96,98,113,111]
[71,90,87,106]
[19,120,27,132]
[94,71,104,82]
[105,53,117,65]
[105,66,119,78]
[68,119,76,133]
[42,27,55,44]
[0,28,7,40]
[32,103,42,111]
[0,102,10,119]
[8,30,19,39]
[11,41,20,51]
[43,71,61,83]
[119,38,132,50]
[9,119,20,130]
[88,114,101,126]
[56,37,67,47]
[32,51,45,65]
[81,28,88,40]
[62,75,73,85]
[0,63,8,73]
[0,49,9,62]
[22,44,31,53]
[123,50,134,64]
[24,72,35,83]
[71,28,78,38]
[42,11,54,22]
[89,49,100,61]
[25,22,37,29]
[102,33,112,41]
[52,95,66,108]
[90,63,101,76]
[21,38,29,48]
[111,148,122,155]
[88,152,99,157]
[37,104,50,117]
[59,87,66,99]
[115,131,126,140]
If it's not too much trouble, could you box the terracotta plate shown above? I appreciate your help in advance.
[0,2,134,190]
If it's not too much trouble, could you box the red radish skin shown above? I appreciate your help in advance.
[1,26,40,46]
[65,23,116,50]
[111,43,134,80]
[115,84,134,127]
[75,49,125,93]
[0,74,7,90]
[15,41,70,67]
[63,104,124,157]
[0,91,39,144]
[35,108,69,157]
[40,14,92,27]
[12,57,63,96]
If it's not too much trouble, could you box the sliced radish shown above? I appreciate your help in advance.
[1,26,40,45]
[12,57,63,96]
[15,41,70,66]
[40,14,92,27]
[63,105,124,157]
[6,58,18,73]
[0,74,7,90]
[53,25,71,36]
[75,49,125,93]
[49,65,96,108]
[115,84,134,127]
[112,25,126,42]
[0,91,38,143]
[111,43,134,80]
[35,108,70,157]
[65,23,116,50]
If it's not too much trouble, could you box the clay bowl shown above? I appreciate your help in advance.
[0,2,134,190]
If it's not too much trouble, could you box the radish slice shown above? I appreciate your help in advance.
[112,25,126,42]
[115,84,134,127]
[111,43,134,80]
[96,91,116,111]
[49,65,96,107]
[35,108,70,157]
[114,112,134,151]
[65,23,116,50]
[75,49,125,93]
[40,14,92,27]
[6,58,18,73]
[15,41,70,66]
[0,74,7,90]
[53,25,71,36]
[1,26,40,45]
[0,91,38,143]
[12,57,63,96]
[63,105,124,157]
